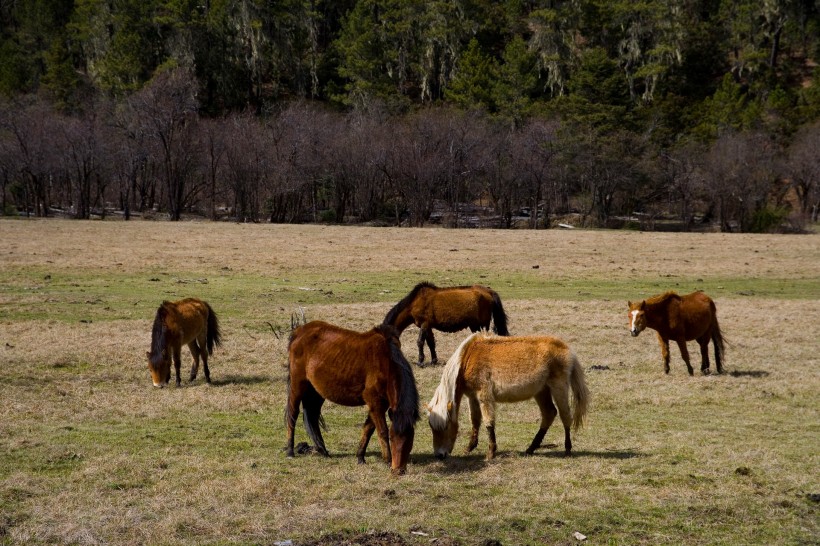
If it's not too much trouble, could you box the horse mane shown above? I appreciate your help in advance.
[376,324,420,435]
[149,302,171,367]
[428,331,484,431]
[383,282,437,326]
[646,291,681,307]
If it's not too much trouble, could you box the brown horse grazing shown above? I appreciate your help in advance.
[384,282,509,365]
[285,321,420,474]
[427,332,589,461]
[146,298,222,387]
[628,290,725,376]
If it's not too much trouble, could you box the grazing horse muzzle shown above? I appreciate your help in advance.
[631,329,639,337]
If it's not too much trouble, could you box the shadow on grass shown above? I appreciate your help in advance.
[207,374,271,387]
[727,369,770,378]
[412,448,645,474]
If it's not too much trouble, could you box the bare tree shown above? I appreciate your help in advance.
[700,131,778,232]
[787,122,820,224]
[513,118,560,228]
[0,99,57,217]
[125,67,201,220]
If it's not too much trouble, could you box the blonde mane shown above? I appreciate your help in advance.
[428,331,486,431]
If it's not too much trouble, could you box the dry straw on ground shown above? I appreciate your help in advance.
[0,219,818,545]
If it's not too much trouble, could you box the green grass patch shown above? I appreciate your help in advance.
[2,266,817,323]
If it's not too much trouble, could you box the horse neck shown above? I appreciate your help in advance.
[385,304,414,331]
[385,339,419,433]
[645,298,673,329]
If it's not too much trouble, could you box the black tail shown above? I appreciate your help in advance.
[301,384,328,453]
[712,316,725,373]
[491,290,509,335]
[205,303,222,355]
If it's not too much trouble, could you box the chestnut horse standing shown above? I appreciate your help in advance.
[427,332,589,461]
[146,298,222,387]
[628,290,725,375]
[384,282,509,365]
[285,321,420,474]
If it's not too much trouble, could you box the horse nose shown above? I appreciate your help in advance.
[631,330,639,337]
[153,382,165,388]
[435,452,447,461]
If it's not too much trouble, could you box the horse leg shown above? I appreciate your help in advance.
[198,330,211,383]
[477,390,497,460]
[285,384,304,458]
[416,328,427,365]
[676,339,694,376]
[465,394,482,454]
[526,387,558,455]
[551,384,574,455]
[656,333,671,374]
[172,347,182,387]
[188,340,201,382]
[427,330,438,365]
[698,335,711,375]
[371,408,392,465]
[356,413,376,464]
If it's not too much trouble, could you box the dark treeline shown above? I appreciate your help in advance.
[1,0,819,230]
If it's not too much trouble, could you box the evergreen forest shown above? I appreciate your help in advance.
[1,0,819,230]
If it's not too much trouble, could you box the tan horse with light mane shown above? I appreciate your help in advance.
[428,332,589,461]
[628,290,724,375]
[146,298,222,387]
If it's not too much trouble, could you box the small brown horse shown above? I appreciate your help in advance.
[146,298,222,387]
[628,290,725,375]
[285,321,420,474]
[428,332,589,461]
[384,282,509,365]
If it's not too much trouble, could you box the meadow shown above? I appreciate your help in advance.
[0,219,818,545]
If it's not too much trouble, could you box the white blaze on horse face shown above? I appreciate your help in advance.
[630,310,641,335]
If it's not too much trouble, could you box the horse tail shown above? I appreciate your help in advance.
[205,302,222,355]
[149,303,169,368]
[387,335,420,435]
[490,290,509,335]
[711,312,725,371]
[301,384,328,452]
[428,331,479,431]
[569,353,589,432]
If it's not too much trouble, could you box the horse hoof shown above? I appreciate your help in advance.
[701,368,711,376]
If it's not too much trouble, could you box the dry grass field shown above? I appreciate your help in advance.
[0,219,818,545]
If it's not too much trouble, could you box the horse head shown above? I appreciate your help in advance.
[389,421,415,475]
[146,349,171,388]
[627,300,647,337]
[428,399,458,459]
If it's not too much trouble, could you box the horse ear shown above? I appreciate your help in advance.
[639,301,646,310]
[627,300,632,307]
[145,351,151,359]
[447,401,453,413]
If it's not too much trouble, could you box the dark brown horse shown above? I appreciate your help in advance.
[146,298,222,387]
[628,290,725,375]
[285,321,420,474]
[384,282,509,365]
